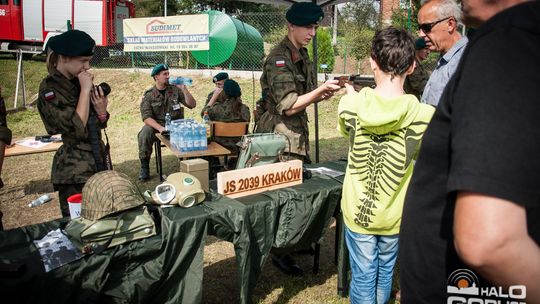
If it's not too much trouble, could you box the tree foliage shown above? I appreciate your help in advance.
[339,0,379,62]
[308,27,336,73]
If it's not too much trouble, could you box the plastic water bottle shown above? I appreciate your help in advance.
[179,123,187,152]
[29,194,52,207]
[186,124,194,151]
[193,123,201,151]
[165,112,171,131]
[202,111,212,140]
[169,77,193,86]
[199,124,208,150]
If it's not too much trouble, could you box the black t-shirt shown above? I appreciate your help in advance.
[399,2,540,303]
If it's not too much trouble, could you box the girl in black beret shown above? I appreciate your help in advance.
[37,30,111,218]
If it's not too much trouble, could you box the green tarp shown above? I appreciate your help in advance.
[0,160,347,304]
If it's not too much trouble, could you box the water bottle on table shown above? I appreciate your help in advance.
[165,112,171,131]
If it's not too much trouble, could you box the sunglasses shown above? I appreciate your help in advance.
[418,16,452,33]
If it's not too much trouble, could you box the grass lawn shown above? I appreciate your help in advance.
[0,53,400,303]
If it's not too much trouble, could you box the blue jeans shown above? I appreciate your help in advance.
[345,227,399,304]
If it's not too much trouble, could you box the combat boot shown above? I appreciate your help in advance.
[139,158,150,181]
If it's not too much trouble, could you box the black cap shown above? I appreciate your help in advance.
[286,3,324,26]
[47,30,95,57]
[223,79,241,98]
[213,72,229,83]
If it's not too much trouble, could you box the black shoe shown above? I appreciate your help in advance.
[138,168,150,181]
[271,254,304,276]
[139,159,150,181]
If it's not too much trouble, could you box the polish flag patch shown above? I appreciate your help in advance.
[275,60,285,67]
[44,90,55,101]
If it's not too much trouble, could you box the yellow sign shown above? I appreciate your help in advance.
[217,160,303,198]
[123,15,209,52]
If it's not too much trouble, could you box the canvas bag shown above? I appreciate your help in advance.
[235,133,289,169]
[64,206,157,254]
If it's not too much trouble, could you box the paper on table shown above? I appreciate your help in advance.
[33,228,83,272]
[15,138,52,149]
[307,166,344,178]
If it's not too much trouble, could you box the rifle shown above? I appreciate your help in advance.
[334,75,375,92]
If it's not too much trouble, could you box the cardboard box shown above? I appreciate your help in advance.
[180,159,209,191]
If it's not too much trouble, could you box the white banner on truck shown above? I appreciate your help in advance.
[123,15,209,52]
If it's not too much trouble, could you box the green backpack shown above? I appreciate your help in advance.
[235,133,289,169]
[64,206,157,254]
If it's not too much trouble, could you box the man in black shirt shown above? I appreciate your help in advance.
[399,1,540,303]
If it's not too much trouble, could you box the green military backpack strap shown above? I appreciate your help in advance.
[236,133,290,169]
[64,206,157,254]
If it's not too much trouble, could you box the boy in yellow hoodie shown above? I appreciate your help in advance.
[337,27,435,303]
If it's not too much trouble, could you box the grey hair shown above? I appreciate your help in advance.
[423,0,463,23]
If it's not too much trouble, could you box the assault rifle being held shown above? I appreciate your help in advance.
[334,75,375,92]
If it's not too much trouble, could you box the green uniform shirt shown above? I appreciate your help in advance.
[205,97,250,153]
[37,69,108,185]
[404,58,430,100]
[255,36,316,158]
[140,84,188,125]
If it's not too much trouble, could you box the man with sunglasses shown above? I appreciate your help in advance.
[400,0,539,302]
[418,0,468,106]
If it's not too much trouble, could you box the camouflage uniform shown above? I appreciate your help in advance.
[200,90,226,117]
[254,37,316,163]
[138,84,187,159]
[0,94,11,145]
[37,68,109,216]
[205,96,251,154]
[404,58,430,100]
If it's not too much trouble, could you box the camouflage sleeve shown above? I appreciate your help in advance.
[37,86,86,139]
[264,55,298,114]
[200,91,213,117]
[407,64,429,95]
[175,86,187,107]
[140,92,153,121]
[240,104,251,122]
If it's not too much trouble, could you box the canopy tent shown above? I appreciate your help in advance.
[237,0,356,163]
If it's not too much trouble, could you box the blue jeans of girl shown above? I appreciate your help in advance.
[345,226,399,304]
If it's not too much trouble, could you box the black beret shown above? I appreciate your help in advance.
[223,79,241,98]
[415,37,427,50]
[48,30,95,57]
[213,72,229,83]
[286,3,324,26]
[151,63,169,77]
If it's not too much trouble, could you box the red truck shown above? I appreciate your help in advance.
[0,0,135,59]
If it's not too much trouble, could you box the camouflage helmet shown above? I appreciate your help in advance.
[81,171,145,221]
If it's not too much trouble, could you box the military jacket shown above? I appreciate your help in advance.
[206,97,251,153]
[404,58,430,100]
[37,69,108,185]
[0,95,11,144]
[140,84,187,125]
[200,90,226,117]
[256,36,316,156]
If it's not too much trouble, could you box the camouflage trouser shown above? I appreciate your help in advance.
[137,125,157,160]
[55,183,85,218]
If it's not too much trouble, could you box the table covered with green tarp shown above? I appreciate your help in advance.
[0,160,347,304]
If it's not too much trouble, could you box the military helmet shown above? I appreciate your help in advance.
[81,171,146,221]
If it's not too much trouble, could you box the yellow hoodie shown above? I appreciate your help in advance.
[337,87,435,235]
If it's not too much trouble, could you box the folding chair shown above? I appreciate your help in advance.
[211,121,249,170]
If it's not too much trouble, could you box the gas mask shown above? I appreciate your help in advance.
[151,172,205,208]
